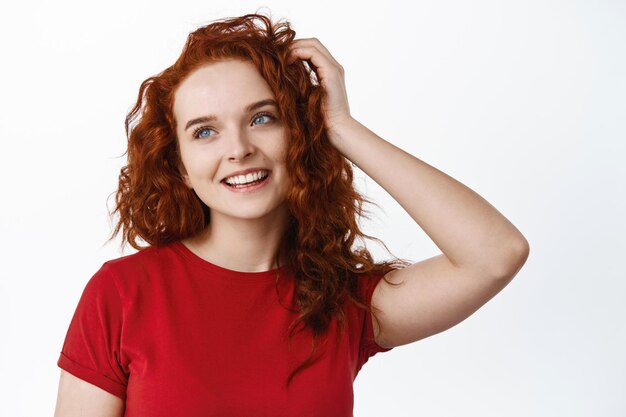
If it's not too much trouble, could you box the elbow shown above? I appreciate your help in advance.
[493,236,530,280]
[511,235,530,264]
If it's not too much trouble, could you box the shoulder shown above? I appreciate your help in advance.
[104,242,178,270]
[95,242,183,285]
[80,242,185,305]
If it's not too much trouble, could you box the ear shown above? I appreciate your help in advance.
[174,145,193,188]
[178,162,193,189]
[182,173,193,189]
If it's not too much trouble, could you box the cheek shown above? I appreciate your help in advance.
[271,146,287,164]
[272,134,290,163]
[179,151,217,182]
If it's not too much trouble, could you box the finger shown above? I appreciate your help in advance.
[290,38,331,56]
[288,44,342,78]
[289,38,337,68]
[289,38,341,69]
[288,46,334,86]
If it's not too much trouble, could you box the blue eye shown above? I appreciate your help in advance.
[193,126,214,139]
[252,112,275,125]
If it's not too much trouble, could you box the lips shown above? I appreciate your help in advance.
[221,171,272,193]
[224,171,269,187]
[221,167,271,182]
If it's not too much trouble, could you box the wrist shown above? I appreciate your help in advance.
[326,115,358,147]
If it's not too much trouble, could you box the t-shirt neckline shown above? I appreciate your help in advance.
[171,240,289,280]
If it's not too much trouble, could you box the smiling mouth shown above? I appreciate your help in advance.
[222,170,270,188]
[223,176,268,188]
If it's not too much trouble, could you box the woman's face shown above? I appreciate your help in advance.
[173,59,291,223]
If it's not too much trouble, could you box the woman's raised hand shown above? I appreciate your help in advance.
[287,38,353,142]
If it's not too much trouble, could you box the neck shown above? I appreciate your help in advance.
[182,205,290,273]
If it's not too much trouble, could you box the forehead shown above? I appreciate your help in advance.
[173,59,275,120]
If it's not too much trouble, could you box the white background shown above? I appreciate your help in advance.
[1,0,624,415]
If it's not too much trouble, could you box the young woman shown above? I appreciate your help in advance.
[54,13,529,417]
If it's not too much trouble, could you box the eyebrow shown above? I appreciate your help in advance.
[184,98,278,131]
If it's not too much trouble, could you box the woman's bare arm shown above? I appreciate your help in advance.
[288,38,529,348]
[54,370,124,417]
[329,117,528,348]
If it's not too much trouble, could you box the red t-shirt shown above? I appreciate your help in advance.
[57,241,392,416]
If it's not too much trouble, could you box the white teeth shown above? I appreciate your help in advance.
[225,170,269,185]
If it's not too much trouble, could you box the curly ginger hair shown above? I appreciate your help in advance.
[110,12,410,387]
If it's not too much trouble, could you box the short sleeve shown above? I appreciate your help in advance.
[357,273,393,372]
[57,263,128,399]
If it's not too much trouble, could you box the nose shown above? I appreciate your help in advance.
[227,127,255,162]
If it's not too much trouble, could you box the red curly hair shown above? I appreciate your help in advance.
[110,11,411,387]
